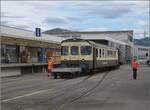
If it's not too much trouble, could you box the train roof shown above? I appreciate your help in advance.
[88,40,117,50]
[61,38,117,50]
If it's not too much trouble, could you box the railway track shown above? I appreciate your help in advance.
[51,71,110,110]
[2,74,95,110]
[2,69,113,110]
[28,74,94,103]
[2,73,93,102]
[21,70,110,110]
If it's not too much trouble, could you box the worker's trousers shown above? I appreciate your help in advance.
[47,69,52,77]
[133,69,137,80]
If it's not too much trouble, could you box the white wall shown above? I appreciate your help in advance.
[133,45,150,63]
[1,25,64,43]
[1,67,21,77]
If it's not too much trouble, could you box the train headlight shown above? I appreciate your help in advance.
[81,59,85,61]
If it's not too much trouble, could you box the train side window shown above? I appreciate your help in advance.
[103,49,105,58]
[112,51,114,58]
[108,50,110,57]
[106,50,108,58]
[96,48,98,57]
[61,46,68,55]
[113,51,115,58]
[71,46,79,55]
[105,50,106,58]
[105,50,107,58]
[110,50,112,58]
[107,50,109,57]
[99,49,101,58]
[114,51,116,58]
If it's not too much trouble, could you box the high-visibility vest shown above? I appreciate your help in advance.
[48,60,54,70]
[131,60,139,69]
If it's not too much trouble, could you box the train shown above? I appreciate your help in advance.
[52,38,119,78]
[61,38,119,70]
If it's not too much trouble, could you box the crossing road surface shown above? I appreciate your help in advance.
[1,65,150,110]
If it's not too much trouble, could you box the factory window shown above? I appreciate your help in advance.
[20,46,29,63]
[71,46,79,55]
[4,45,19,63]
[61,46,68,55]
[81,46,92,55]
[138,48,148,51]
[28,47,38,63]
[1,45,6,64]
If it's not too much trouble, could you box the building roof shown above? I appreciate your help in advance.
[44,28,133,35]
[63,34,128,45]
[87,36,128,45]
[44,28,73,34]
[1,25,64,44]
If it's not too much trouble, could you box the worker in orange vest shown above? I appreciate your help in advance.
[131,56,139,80]
[47,57,54,77]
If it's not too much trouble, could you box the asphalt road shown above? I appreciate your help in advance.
[1,65,150,110]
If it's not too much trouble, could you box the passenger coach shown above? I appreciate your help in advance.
[61,38,119,72]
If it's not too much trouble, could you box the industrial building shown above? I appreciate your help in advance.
[44,29,133,63]
[0,25,64,77]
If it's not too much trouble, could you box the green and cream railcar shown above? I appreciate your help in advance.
[61,38,118,72]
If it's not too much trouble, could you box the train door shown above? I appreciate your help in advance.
[93,47,97,71]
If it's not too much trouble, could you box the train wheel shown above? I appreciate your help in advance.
[70,73,75,78]
[54,73,57,79]
[76,72,81,77]
[70,73,73,78]
[59,74,64,78]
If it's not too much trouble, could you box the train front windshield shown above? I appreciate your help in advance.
[81,46,92,55]
[71,46,79,55]
[61,46,92,56]
[61,46,68,55]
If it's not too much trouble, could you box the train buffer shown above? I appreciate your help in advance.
[51,67,82,78]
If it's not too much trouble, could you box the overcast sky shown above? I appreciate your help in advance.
[1,1,149,39]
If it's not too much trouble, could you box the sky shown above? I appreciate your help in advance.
[1,0,150,39]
